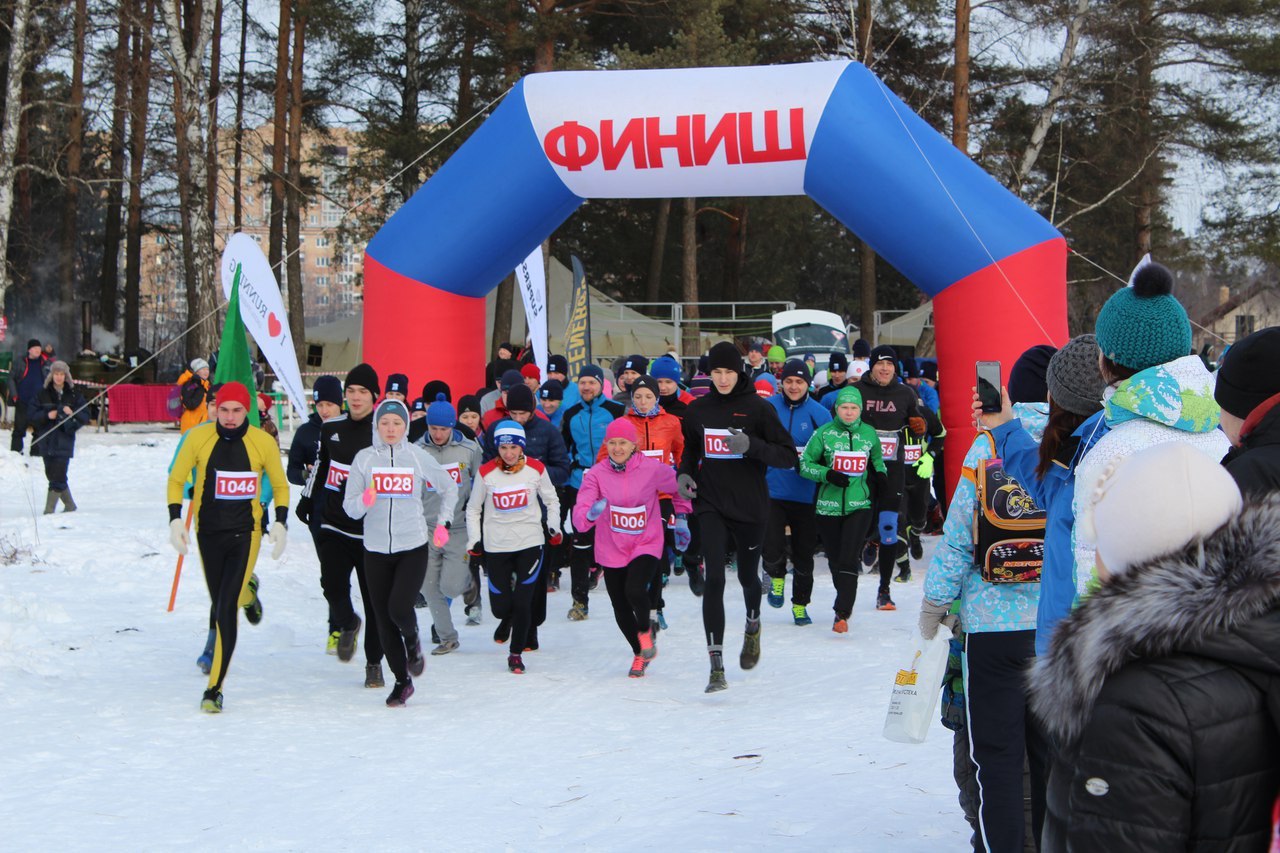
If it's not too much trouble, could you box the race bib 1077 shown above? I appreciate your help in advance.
[491,485,530,513]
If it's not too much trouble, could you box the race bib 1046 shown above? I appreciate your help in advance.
[704,428,742,460]
[371,467,415,499]
[214,470,258,500]
[426,463,463,492]
[325,460,350,492]
[491,485,530,513]
[831,451,868,476]
[609,505,646,535]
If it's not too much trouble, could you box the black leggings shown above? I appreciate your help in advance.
[487,546,543,654]
[647,498,675,613]
[315,528,383,665]
[603,554,658,654]
[816,510,873,617]
[698,512,764,648]
[364,543,430,682]
[763,499,818,605]
[197,529,261,691]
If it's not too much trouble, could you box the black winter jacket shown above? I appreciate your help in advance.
[1030,496,1280,852]
[1223,396,1280,499]
[302,412,373,538]
[287,412,323,486]
[29,384,89,458]
[678,372,797,523]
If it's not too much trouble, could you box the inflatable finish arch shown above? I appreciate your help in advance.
[364,61,1068,493]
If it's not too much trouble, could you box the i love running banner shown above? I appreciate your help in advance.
[219,233,308,415]
[515,245,549,380]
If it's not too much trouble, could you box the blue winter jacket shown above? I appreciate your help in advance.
[914,381,939,413]
[992,409,1109,656]
[560,395,624,489]
[923,402,1048,634]
[765,392,831,504]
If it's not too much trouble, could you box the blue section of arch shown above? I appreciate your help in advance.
[803,64,1060,297]
[365,79,583,299]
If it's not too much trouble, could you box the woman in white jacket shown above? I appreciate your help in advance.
[466,420,561,674]
[344,399,458,706]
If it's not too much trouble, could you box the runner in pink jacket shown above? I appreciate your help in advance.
[573,419,691,678]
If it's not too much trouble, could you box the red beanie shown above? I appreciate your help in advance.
[215,381,252,410]
[520,363,541,380]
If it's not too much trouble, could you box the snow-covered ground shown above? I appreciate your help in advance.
[0,426,967,851]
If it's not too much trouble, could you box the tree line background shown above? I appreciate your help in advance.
[0,0,1277,367]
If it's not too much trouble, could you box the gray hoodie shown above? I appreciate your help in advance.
[343,430,459,554]
[415,427,482,528]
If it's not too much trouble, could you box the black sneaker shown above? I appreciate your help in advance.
[414,592,428,609]
[494,619,511,645]
[861,540,878,569]
[365,663,385,688]
[431,624,440,644]
[524,627,539,652]
[908,526,923,561]
[508,654,525,674]
[407,639,425,677]
[588,567,601,591]
[386,678,414,707]
[243,574,262,625]
[337,615,361,662]
[201,687,223,713]
[688,566,705,597]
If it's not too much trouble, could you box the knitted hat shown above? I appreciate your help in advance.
[754,378,776,397]
[257,392,274,413]
[1047,335,1106,416]
[901,357,919,379]
[834,385,863,410]
[505,383,535,413]
[870,344,897,365]
[1214,326,1280,419]
[374,398,410,425]
[1083,442,1241,577]
[780,359,811,383]
[852,338,871,358]
[493,420,526,447]
[385,373,409,396]
[521,363,541,381]
[497,342,517,357]
[312,375,343,406]
[1095,262,1192,370]
[190,358,209,373]
[426,393,456,427]
[215,381,252,411]
[1008,345,1057,404]
[345,363,380,398]
[630,375,660,400]
[26,338,40,350]
[489,358,519,387]
[620,355,648,375]
[766,345,786,363]
[649,355,682,383]
[412,398,425,412]
[697,354,709,374]
[829,352,849,372]
[747,341,765,354]
[547,354,569,376]
[421,380,450,403]
[578,364,604,385]
[707,341,744,373]
[539,379,564,401]
[921,362,938,383]
[499,369,524,391]
[457,395,482,417]
[604,417,638,444]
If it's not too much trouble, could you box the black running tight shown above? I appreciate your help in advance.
[698,512,764,647]
[197,530,261,691]
[364,543,430,682]
[602,554,658,655]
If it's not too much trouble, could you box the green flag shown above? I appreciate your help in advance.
[213,263,260,426]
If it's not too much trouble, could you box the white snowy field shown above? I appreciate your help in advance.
[0,426,967,852]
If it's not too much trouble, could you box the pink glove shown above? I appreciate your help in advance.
[433,524,450,548]
[362,486,376,507]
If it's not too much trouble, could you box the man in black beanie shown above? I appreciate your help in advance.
[1216,326,1280,497]
[299,362,386,688]
[677,341,798,692]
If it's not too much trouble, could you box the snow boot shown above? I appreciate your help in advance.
[767,576,785,608]
[59,489,77,512]
[386,679,414,707]
[43,489,58,515]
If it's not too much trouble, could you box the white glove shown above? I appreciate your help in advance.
[269,522,287,560]
[169,519,188,555]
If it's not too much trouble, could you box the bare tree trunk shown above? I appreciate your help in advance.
[952,0,969,153]
[268,0,289,271]
[58,0,87,348]
[400,0,424,202]
[681,197,699,357]
[285,0,307,366]
[98,0,131,334]
[206,0,222,226]
[456,11,475,120]
[124,0,155,352]
[1014,0,1089,192]
[0,0,32,319]
[646,198,670,302]
[232,0,247,229]
[161,0,220,361]
[721,202,746,304]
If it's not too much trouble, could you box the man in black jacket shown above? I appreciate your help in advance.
[286,375,343,486]
[1215,326,1280,497]
[678,341,797,693]
[299,364,385,688]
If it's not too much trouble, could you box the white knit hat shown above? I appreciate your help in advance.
[1082,442,1241,577]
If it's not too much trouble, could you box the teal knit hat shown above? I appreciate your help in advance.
[1094,262,1191,371]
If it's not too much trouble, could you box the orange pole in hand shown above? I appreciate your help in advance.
[167,508,194,612]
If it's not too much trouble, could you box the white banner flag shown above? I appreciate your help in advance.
[219,232,308,415]
[515,246,549,381]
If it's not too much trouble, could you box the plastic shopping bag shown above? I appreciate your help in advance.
[883,627,952,744]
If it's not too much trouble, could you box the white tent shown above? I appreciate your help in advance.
[877,301,933,348]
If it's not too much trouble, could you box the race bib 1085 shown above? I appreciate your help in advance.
[903,444,923,464]
[214,470,258,500]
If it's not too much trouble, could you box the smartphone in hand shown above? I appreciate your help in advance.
[977,361,1002,414]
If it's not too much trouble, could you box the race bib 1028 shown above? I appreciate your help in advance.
[371,467,415,499]
[214,470,258,500]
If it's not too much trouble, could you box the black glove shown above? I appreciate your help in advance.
[295,496,312,526]
[825,468,850,488]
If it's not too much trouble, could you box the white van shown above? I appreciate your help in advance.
[771,309,851,365]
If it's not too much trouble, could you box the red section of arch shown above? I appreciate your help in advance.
[932,237,1069,503]
[362,254,487,399]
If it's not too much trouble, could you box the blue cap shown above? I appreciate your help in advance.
[426,393,456,427]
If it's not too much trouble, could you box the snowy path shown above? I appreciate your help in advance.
[0,428,967,851]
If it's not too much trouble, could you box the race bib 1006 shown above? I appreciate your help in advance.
[325,460,351,492]
[903,444,923,464]
[704,428,742,460]
[609,505,647,535]
[877,431,900,462]
[214,470,258,500]
[491,485,530,513]
[831,451,868,476]
[426,463,463,492]
[371,467,414,499]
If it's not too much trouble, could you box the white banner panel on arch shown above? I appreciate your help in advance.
[523,61,846,199]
